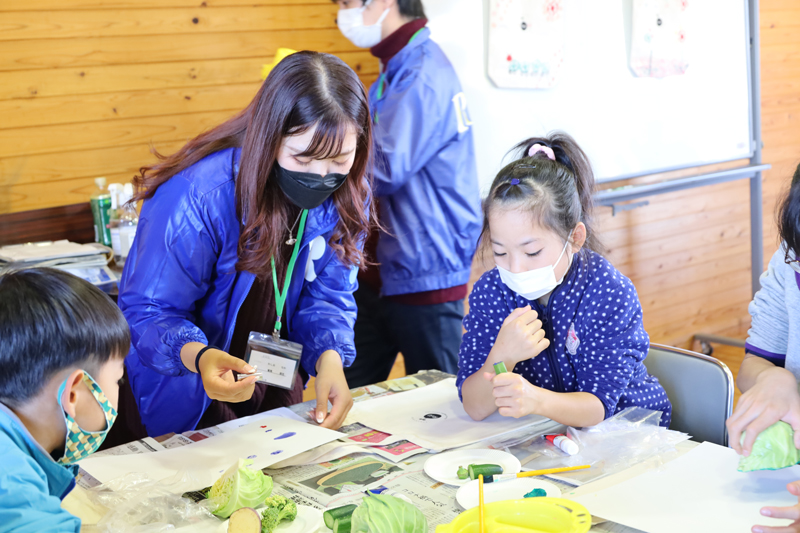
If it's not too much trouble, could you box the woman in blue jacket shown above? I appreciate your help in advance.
[113,52,373,439]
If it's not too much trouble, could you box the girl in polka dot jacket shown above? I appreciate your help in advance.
[458,133,671,428]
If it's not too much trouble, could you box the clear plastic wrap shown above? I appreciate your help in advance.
[506,407,690,485]
[86,471,221,533]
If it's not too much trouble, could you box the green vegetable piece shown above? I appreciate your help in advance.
[456,465,468,480]
[333,515,352,533]
[493,362,508,374]
[468,463,503,481]
[261,495,298,533]
[209,459,273,518]
[523,488,547,498]
[738,421,800,472]
[351,494,427,533]
[324,505,358,529]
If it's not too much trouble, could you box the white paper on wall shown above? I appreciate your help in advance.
[487,0,566,89]
[630,0,690,78]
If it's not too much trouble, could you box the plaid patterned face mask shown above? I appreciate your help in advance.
[56,372,117,465]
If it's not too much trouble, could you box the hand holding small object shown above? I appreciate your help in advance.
[483,371,545,419]
[488,305,550,367]
[314,350,353,430]
[726,366,800,456]
[197,348,259,403]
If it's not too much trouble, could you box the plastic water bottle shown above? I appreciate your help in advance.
[107,183,124,261]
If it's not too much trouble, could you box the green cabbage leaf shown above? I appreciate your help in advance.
[738,421,800,472]
[351,494,427,533]
[208,459,273,518]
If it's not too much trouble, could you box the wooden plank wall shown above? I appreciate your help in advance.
[2,0,798,353]
[0,0,377,214]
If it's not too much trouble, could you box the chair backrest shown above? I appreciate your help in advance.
[643,343,734,446]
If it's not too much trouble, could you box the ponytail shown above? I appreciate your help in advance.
[482,131,603,255]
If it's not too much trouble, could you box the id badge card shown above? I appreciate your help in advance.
[243,331,301,390]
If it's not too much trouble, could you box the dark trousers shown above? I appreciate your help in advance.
[344,284,465,388]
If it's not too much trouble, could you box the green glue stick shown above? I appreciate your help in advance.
[493,362,507,374]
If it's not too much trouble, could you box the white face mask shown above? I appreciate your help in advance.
[497,236,573,301]
[337,1,390,49]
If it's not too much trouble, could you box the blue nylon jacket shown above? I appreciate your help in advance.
[369,28,482,296]
[0,403,80,532]
[119,148,360,437]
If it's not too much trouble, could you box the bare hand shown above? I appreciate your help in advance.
[197,349,258,403]
[314,350,353,429]
[484,371,546,418]
[753,481,800,533]
[489,305,550,367]
[727,367,800,456]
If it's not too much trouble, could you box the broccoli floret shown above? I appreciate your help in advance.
[261,495,298,532]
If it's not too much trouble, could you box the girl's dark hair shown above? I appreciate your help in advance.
[133,51,374,277]
[481,132,602,255]
[779,162,800,259]
[0,268,130,406]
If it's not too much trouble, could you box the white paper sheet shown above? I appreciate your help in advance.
[79,415,343,488]
[348,378,549,451]
[571,441,800,533]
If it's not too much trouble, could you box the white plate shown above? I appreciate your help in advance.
[455,477,561,509]
[423,449,521,486]
[218,505,324,533]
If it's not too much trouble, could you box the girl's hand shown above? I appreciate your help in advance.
[753,481,800,533]
[727,366,800,456]
[484,371,546,418]
[196,349,259,403]
[314,350,353,429]
[489,305,550,367]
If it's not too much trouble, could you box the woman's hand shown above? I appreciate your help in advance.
[196,348,259,403]
[753,481,800,533]
[489,305,550,367]
[314,350,353,429]
[484,371,545,418]
[727,366,800,456]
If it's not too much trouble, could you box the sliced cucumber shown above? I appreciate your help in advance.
[332,515,352,533]
[323,504,357,530]
[468,463,503,480]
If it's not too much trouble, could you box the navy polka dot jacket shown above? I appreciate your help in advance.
[457,250,672,427]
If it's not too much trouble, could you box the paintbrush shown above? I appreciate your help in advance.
[478,473,486,533]
[487,464,590,483]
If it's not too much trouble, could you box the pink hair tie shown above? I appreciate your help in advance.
[528,144,555,160]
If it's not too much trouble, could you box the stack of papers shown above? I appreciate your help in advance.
[0,240,115,286]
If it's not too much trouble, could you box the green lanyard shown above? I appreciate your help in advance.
[271,209,309,337]
[374,27,426,124]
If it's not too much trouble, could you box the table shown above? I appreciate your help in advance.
[65,371,690,532]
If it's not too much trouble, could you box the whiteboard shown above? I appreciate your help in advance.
[425,0,753,190]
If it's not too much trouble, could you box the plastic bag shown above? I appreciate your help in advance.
[521,407,690,485]
[87,471,221,533]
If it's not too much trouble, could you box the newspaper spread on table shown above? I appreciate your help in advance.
[74,370,604,530]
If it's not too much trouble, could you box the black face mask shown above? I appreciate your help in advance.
[273,163,348,210]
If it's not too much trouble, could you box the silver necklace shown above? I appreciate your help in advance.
[284,211,303,245]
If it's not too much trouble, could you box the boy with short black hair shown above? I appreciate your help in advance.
[0,268,130,532]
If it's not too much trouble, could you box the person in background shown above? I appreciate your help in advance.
[458,133,672,428]
[727,163,800,533]
[0,268,130,532]
[111,52,373,443]
[333,0,482,387]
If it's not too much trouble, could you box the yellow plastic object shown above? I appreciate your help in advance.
[435,498,591,533]
[261,48,298,80]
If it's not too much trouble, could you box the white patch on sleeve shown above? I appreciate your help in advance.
[349,265,358,285]
[304,236,327,282]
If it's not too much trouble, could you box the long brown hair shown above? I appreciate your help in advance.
[133,51,373,276]
[481,132,603,256]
